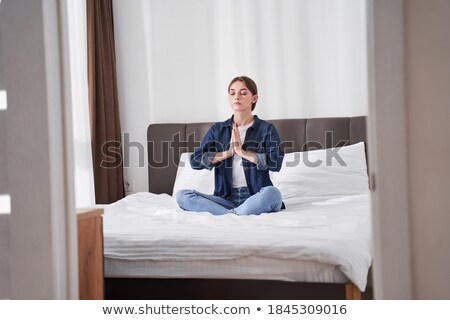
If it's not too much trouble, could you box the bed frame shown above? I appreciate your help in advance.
[105,116,371,300]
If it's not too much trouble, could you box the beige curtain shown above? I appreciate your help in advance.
[87,0,124,204]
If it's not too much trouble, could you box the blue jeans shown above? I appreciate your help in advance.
[176,186,283,216]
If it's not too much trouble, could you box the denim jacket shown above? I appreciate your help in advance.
[190,115,284,200]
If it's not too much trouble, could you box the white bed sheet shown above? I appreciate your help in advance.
[103,192,372,291]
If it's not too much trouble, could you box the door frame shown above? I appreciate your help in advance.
[367,0,413,299]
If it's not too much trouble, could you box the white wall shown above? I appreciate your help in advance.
[113,0,153,194]
[405,0,450,299]
[113,0,369,193]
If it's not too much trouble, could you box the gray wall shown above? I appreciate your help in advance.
[405,0,450,299]
[0,0,78,299]
[372,0,450,299]
[0,3,11,299]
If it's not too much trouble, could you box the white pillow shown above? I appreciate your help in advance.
[172,152,215,196]
[271,142,369,199]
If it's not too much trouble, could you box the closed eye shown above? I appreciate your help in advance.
[229,89,249,96]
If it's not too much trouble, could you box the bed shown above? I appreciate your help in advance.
[103,116,372,299]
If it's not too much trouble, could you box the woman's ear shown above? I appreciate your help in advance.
[253,94,258,103]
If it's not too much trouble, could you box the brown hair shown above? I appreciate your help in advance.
[228,76,258,111]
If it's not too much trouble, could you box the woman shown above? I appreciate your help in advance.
[176,76,284,215]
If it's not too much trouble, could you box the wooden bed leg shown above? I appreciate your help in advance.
[345,282,362,300]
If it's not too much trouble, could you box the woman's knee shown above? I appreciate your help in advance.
[261,186,282,211]
[175,189,195,206]
[261,186,282,201]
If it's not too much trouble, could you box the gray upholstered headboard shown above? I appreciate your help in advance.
[147,116,367,194]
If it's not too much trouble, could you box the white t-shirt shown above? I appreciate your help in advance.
[232,121,254,188]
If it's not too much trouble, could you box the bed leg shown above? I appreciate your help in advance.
[345,282,362,300]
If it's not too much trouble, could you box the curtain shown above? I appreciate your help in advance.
[119,0,368,123]
[87,0,124,204]
[67,0,95,207]
[210,0,368,120]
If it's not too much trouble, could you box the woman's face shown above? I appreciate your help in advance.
[228,80,257,113]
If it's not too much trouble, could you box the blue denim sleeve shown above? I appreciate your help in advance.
[257,124,284,171]
[190,125,217,171]
[255,153,268,170]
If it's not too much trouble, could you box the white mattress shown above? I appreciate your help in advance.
[103,192,372,291]
[105,256,348,284]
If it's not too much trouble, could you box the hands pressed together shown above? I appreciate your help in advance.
[211,122,257,165]
[230,122,243,157]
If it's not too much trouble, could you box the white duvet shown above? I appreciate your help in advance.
[103,191,373,291]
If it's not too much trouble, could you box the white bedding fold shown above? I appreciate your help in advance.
[103,192,372,291]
